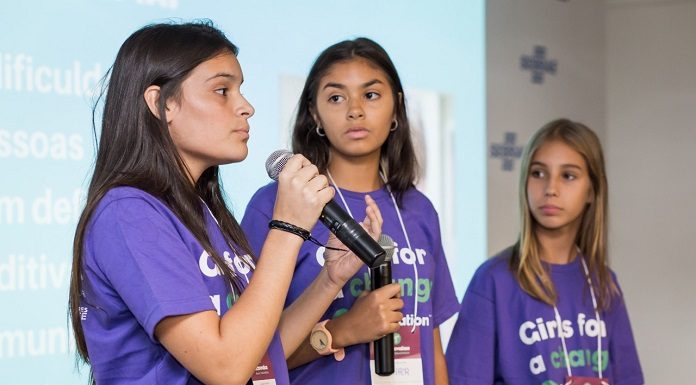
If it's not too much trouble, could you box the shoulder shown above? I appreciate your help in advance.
[246,182,278,212]
[466,247,517,298]
[88,187,183,238]
[401,187,435,209]
[241,183,277,231]
[93,187,165,219]
[475,248,514,279]
[400,187,438,220]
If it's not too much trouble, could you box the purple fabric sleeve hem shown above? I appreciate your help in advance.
[433,302,460,326]
[143,297,216,342]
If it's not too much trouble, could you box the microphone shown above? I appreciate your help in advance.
[371,233,396,376]
[265,150,386,268]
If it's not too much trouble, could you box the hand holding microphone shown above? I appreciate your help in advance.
[371,234,397,376]
[267,152,334,232]
[266,150,397,375]
[322,194,383,288]
[266,150,387,268]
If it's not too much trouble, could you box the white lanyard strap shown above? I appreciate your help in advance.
[554,256,603,378]
[581,257,603,378]
[379,172,419,333]
[553,306,573,378]
[326,171,355,218]
[326,170,420,333]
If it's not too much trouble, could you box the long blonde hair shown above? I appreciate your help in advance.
[511,118,617,310]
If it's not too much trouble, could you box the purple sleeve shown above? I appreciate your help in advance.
[430,211,459,326]
[445,272,496,385]
[607,279,644,385]
[87,197,214,341]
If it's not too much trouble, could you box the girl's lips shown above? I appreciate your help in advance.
[540,205,562,215]
[233,127,250,140]
[345,127,369,139]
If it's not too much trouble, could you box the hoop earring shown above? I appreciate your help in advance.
[390,120,398,132]
[316,125,326,137]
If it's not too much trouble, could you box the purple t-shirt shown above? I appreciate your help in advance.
[241,182,459,385]
[79,187,289,385]
[446,248,643,385]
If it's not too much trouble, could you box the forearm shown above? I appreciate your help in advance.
[278,267,344,357]
[158,229,304,385]
[433,327,449,385]
[222,229,304,356]
[286,335,323,369]
[284,312,358,368]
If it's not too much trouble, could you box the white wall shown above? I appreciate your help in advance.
[606,0,696,382]
[487,0,696,382]
[487,0,606,255]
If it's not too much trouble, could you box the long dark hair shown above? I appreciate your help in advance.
[68,21,253,371]
[292,37,418,204]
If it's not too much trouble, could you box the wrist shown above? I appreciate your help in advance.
[317,266,347,292]
[325,316,354,349]
[269,219,311,241]
[266,227,304,251]
[310,320,345,361]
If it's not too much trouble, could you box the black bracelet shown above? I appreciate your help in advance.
[268,220,347,252]
[269,220,311,240]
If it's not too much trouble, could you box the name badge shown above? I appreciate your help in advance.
[564,376,609,385]
[370,326,424,385]
[251,352,277,385]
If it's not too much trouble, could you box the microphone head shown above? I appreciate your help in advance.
[265,149,293,181]
[377,233,396,262]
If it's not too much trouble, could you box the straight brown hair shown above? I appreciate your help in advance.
[511,118,618,310]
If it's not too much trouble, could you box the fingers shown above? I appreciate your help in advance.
[288,156,333,203]
[279,153,310,173]
[365,194,383,228]
[279,154,324,187]
[280,155,319,184]
[273,154,333,230]
[362,194,383,240]
[377,297,404,335]
[373,283,402,300]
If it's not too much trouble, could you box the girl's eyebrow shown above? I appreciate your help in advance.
[205,73,242,83]
[531,160,582,170]
[322,79,384,91]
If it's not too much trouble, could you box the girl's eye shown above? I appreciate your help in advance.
[365,91,380,100]
[215,88,227,96]
[564,173,577,180]
[530,169,545,178]
[328,95,344,103]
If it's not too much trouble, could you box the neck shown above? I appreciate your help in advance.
[177,153,205,185]
[534,222,581,264]
[327,150,382,192]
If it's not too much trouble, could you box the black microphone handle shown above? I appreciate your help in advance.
[370,262,394,376]
[319,200,386,268]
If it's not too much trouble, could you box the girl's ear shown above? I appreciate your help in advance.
[311,110,321,128]
[393,92,403,121]
[587,185,595,204]
[143,86,176,123]
[143,85,162,119]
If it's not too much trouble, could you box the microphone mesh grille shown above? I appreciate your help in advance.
[378,233,396,262]
[265,150,293,181]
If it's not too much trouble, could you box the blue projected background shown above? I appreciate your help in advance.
[0,1,485,384]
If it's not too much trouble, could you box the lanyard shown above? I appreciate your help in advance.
[326,171,420,333]
[553,256,603,378]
